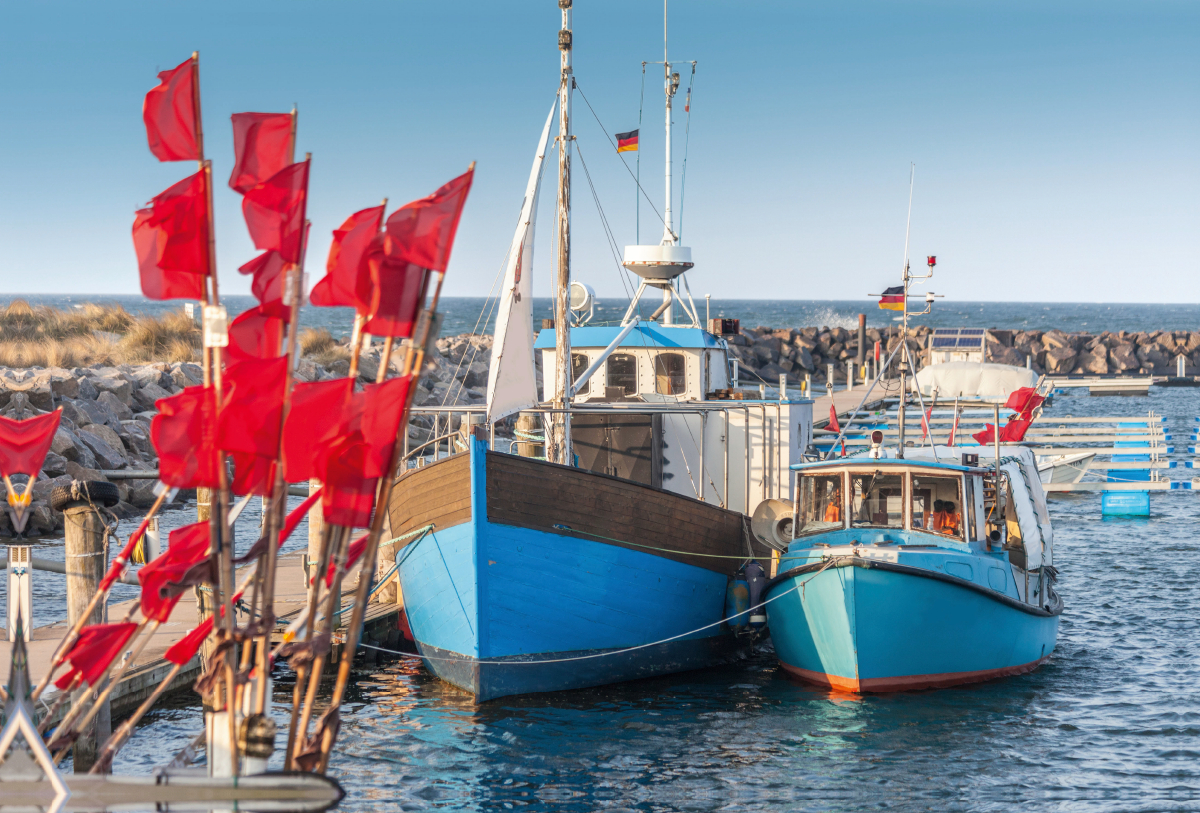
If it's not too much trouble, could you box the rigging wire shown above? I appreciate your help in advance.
[574,139,640,312]
[573,79,666,227]
[637,62,646,244]
[678,62,696,240]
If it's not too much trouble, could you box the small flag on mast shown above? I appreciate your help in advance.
[878,286,905,311]
[616,129,639,153]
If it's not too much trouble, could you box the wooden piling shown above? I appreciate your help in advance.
[515,412,543,459]
[62,500,111,773]
[307,478,324,586]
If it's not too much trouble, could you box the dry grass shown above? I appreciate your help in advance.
[299,328,349,366]
[0,299,200,368]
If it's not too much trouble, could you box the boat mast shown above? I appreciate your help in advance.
[552,0,573,465]
[896,164,915,459]
[661,0,677,324]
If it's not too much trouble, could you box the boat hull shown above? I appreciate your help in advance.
[767,559,1060,693]
[391,440,771,701]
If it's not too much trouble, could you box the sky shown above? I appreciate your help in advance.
[0,1,1196,305]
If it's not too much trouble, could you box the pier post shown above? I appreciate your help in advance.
[857,313,866,372]
[63,498,111,773]
[308,477,324,584]
[515,412,544,459]
[194,488,217,684]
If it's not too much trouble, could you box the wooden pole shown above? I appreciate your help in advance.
[90,660,184,774]
[62,499,109,773]
[317,256,452,772]
[284,522,334,769]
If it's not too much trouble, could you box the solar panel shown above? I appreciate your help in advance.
[929,327,989,351]
[956,336,985,348]
[960,329,985,336]
[932,337,958,348]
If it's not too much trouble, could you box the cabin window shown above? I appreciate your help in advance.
[909,474,964,540]
[796,474,845,535]
[572,353,590,395]
[850,472,904,528]
[654,353,686,395]
[607,353,638,396]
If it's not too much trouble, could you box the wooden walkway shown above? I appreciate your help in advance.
[0,552,403,722]
[810,382,898,429]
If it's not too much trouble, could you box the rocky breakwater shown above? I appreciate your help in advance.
[726,325,929,385]
[985,329,1200,376]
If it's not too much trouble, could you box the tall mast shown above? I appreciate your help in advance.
[660,0,678,324]
[552,0,573,465]
[896,164,916,460]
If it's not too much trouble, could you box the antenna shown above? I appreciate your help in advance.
[901,163,915,272]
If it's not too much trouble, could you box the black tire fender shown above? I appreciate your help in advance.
[49,480,120,512]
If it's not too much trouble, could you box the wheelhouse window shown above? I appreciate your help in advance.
[850,472,904,528]
[796,473,845,535]
[910,474,964,540]
[654,352,686,395]
[607,353,638,396]
[572,353,590,395]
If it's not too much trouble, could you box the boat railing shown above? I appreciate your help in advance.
[407,400,795,513]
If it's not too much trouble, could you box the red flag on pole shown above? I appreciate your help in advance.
[281,378,355,483]
[316,435,377,528]
[238,251,291,319]
[972,424,998,446]
[828,404,840,434]
[229,112,293,194]
[242,161,309,263]
[165,616,214,665]
[133,171,211,300]
[0,411,62,477]
[143,58,199,162]
[54,622,139,690]
[361,240,428,338]
[226,305,284,364]
[920,407,933,440]
[138,521,211,622]
[1000,419,1031,442]
[151,386,219,489]
[948,407,960,447]
[230,451,277,496]
[383,168,474,272]
[1004,387,1038,414]
[216,357,288,458]
[133,209,207,301]
[358,376,412,477]
[310,205,386,308]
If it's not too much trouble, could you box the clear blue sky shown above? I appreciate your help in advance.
[0,1,1196,304]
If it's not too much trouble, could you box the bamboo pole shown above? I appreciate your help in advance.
[283,522,334,769]
[30,492,169,704]
[317,254,454,772]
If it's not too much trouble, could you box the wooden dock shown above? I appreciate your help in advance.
[0,552,403,723]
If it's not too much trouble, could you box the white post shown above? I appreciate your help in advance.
[827,363,834,389]
[7,546,31,642]
[847,362,854,392]
[779,373,787,402]
[804,372,811,395]
[145,516,161,561]
[1178,354,1185,377]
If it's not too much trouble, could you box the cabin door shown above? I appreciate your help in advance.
[572,413,663,487]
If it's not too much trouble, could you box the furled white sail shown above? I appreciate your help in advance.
[486,99,557,424]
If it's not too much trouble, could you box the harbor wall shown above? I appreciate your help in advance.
[0,325,1193,536]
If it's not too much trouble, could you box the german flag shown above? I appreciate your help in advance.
[616,129,639,153]
[878,286,905,311]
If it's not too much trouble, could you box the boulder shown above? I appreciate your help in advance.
[46,369,80,399]
[1041,330,1071,351]
[29,502,56,535]
[3,374,53,411]
[1043,346,1078,374]
[73,397,122,431]
[64,461,106,482]
[76,427,127,470]
[41,451,68,477]
[131,366,171,390]
[133,382,173,412]
[462,361,489,390]
[76,377,98,401]
[792,346,815,371]
[1078,345,1108,375]
[51,426,82,462]
[93,376,133,406]
[170,363,204,390]
[1109,343,1138,372]
[1136,345,1168,370]
[97,390,133,421]
[988,346,1026,367]
[121,422,154,459]
[128,479,159,508]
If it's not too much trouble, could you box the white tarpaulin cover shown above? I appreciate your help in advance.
[913,362,1038,400]
[485,100,556,424]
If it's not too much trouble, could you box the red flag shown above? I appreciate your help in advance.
[143,58,199,162]
[242,161,309,263]
[133,171,211,300]
[383,168,473,272]
[151,386,219,489]
[358,376,412,477]
[1000,419,1031,443]
[1004,387,1038,413]
[972,424,998,447]
[324,533,369,587]
[948,408,960,447]
[229,112,293,194]
[165,616,213,666]
[310,205,385,308]
[920,407,933,440]
[281,378,355,483]
[54,623,138,690]
[283,486,323,541]
[0,410,62,477]
[133,209,207,301]
[226,305,284,363]
[216,357,288,458]
[362,235,428,337]
[230,451,276,496]
[238,251,291,319]
[138,521,210,622]
[1018,394,1045,420]
[828,404,840,434]
[317,435,377,528]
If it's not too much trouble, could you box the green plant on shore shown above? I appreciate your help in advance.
[0,299,200,367]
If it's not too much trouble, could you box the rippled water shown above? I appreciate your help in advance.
[78,385,1199,810]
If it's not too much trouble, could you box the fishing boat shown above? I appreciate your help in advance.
[387,5,809,701]
[768,228,1061,693]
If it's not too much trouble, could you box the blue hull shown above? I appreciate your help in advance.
[767,560,1060,692]
[394,441,756,701]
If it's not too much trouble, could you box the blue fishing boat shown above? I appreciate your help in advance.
[765,441,1062,692]
[386,6,811,701]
